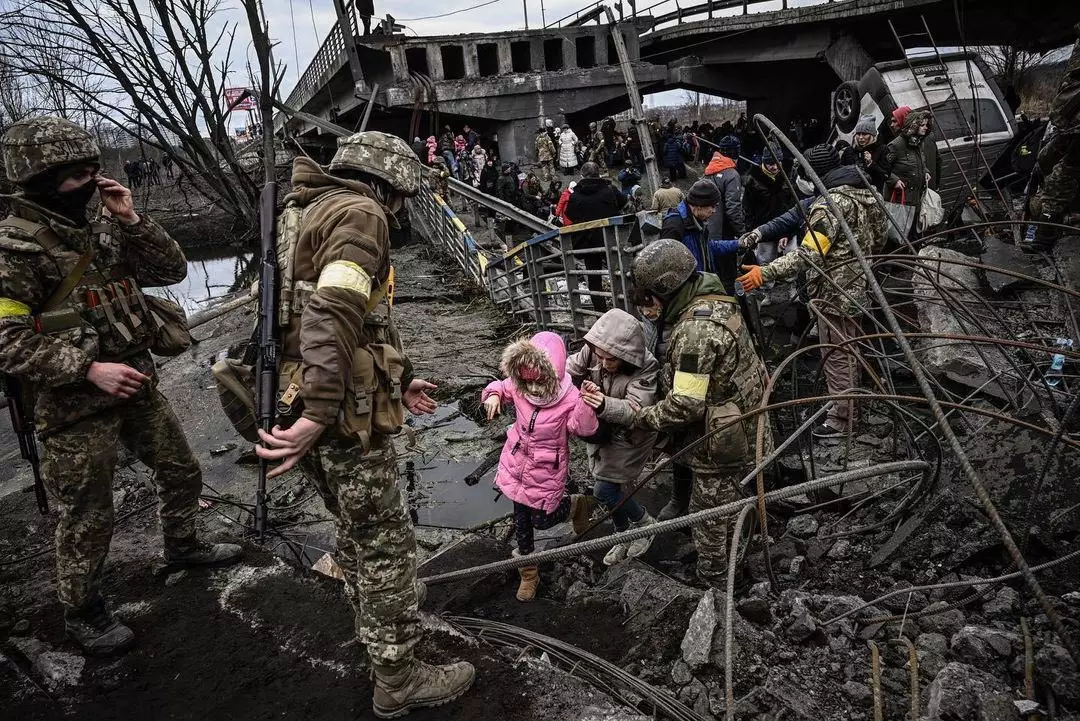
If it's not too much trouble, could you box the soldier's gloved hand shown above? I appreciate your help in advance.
[256,417,326,479]
[738,228,763,250]
[737,264,764,292]
[87,361,149,399]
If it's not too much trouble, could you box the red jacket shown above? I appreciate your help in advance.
[555,184,574,225]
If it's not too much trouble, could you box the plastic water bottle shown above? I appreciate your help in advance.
[1046,338,1073,387]
[1024,223,1037,245]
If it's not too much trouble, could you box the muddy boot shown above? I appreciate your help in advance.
[372,659,476,719]
[516,565,539,602]
[626,511,658,558]
[657,470,692,521]
[65,596,135,656]
[569,494,592,536]
[163,536,243,567]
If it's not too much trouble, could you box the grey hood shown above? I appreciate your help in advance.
[583,308,646,368]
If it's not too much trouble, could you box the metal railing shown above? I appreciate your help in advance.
[641,0,846,34]
[408,183,490,287]
[484,216,645,337]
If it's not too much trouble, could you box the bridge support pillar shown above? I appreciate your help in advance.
[390,47,408,82]
[497,118,537,167]
[593,30,609,66]
[824,33,873,82]
[464,44,479,78]
[497,40,513,75]
[427,44,445,81]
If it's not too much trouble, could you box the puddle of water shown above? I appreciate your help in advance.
[402,403,511,529]
[148,246,256,314]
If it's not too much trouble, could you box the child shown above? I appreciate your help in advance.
[566,309,660,566]
[482,332,598,602]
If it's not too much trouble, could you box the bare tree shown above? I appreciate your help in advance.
[0,0,285,226]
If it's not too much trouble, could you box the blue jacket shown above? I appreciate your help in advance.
[661,201,740,274]
[662,137,685,169]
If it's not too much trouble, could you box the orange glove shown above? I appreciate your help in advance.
[737,264,764,292]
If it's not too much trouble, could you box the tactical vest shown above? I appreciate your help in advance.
[0,215,158,361]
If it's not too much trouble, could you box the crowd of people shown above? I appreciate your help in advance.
[122,155,175,188]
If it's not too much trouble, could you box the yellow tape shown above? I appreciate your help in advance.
[801,231,832,255]
[316,260,373,301]
[385,266,395,308]
[672,371,709,400]
[452,217,466,233]
[0,298,31,318]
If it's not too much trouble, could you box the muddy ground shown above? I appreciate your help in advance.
[2,194,1080,720]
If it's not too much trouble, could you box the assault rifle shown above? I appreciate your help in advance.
[2,375,49,514]
[253,181,278,542]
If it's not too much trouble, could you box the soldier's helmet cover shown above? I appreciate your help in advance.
[631,239,698,298]
[328,131,421,197]
[2,116,101,185]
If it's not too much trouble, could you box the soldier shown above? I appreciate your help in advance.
[737,143,888,438]
[0,117,242,655]
[630,239,770,587]
[1027,24,1080,253]
[535,126,556,183]
[252,132,474,718]
[429,155,450,201]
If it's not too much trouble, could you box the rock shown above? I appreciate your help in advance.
[982,587,1019,620]
[1061,590,1080,606]
[1034,643,1080,705]
[737,597,773,625]
[880,582,930,612]
[565,580,590,604]
[34,651,85,693]
[777,649,797,661]
[760,669,824,719]
[788,555,805,579]
[981,235,1038,294]
[827,539,852,559]
[165,570,188,587]
[950,626,1018,666]
[784,605,817,643]
[786,515,819,538]
[680,589,718,670]
[979,694,1022,721]
[926,662,1010,721]
[838,682,872,703]
[917,632,949,678]
[210,442,237,456]
[670,659,692,686]
[856,434,883,447]
[918,602,966,637]
[12,619,31,635]
[8,635,48,665]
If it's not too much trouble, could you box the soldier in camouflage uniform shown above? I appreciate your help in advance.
[253,132,473,719]
[535,126,556,183]
[738,143,888,437]
[429,155,451,201]
[0,117,242,655]
[1028,24,1080,253]
[630,239,770,588]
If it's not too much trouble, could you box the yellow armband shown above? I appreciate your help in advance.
[316,260,373,302]
[0,298,31,318]
[672,370,710,400]
[800,231,832,255]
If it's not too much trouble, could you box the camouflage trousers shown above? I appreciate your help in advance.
[1036,34,1080,218]
[301,434,420,669]
[688,464,747,587]
[537,161,555,184]
[40,390,201,609]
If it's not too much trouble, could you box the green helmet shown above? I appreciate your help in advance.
[631,239,697,298]
[328,131,421,197]
[2,116,100,185]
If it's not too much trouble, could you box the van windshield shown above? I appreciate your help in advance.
[923,98,1009,140]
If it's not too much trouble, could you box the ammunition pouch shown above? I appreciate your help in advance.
[211,357,259,443]
[339,342,406,451]
[144,295,191,357]
[703,401,751,465]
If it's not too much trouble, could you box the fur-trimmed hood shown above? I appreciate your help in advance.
[500,331,570,406]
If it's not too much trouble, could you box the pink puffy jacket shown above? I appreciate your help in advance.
[482,332,598,512]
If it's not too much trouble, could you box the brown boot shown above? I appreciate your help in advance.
[372,659,475,719]
[516,565,539,602]
[569,493,592,536]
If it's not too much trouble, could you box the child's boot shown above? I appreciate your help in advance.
[626,511,658,558]
[516,566,539,601]
[569,494,592,536]
[603,542,629,566]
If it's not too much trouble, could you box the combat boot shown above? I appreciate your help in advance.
[65,595,135,655]
[516,565,539,602]
[569,493,592,536]
[372,659,475,719]
[163,536,243,567]
[658,470,692,521]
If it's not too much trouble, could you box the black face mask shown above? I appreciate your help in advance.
[25,179,97,225]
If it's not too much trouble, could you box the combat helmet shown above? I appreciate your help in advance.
[2,116,100,185]
[631,239,697,298]
[328,131,421,197]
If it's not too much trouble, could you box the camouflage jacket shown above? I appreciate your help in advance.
[536,134,556,163]
[759,182,887,316]
[1051,27,1080,135]
[0,200,186,434]
[636,273,768,472]
[278,156,413,430]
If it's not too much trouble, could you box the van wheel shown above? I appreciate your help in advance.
[833,81,861,133]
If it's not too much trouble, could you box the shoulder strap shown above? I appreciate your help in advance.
[0,216,96,312]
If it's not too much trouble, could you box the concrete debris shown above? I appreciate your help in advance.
[680,589,718,671]
[981,235,1038,294]
[917,632,950,679]
[949,626,1019,665]
[826,539,852,560]
[785,515,819,538]
[33,651,85,694]
[736,597,772,626]
[840,680,872,704]
[165,570,188,587]
[926,662,1012,721]
[1034,642,1080,705]
[981,586,1020,620]
[917,601,967,637]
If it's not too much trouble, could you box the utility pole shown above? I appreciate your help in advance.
[604,6,659,194]
[523,0,529,29]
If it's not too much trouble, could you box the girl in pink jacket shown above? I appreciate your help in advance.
[482,331,598,602]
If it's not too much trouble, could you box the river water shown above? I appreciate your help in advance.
[157,246,257,313]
